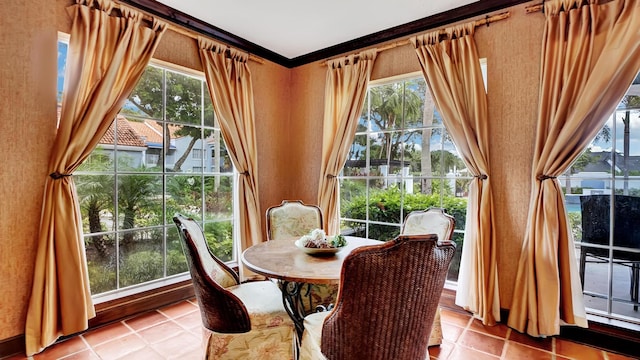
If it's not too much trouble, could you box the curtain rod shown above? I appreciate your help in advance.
[525,0,615,14]
[112,1,265,64]
[525,3,544,13]
[322,11,511,66]
[166,24,265,64]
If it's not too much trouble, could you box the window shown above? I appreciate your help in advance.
[563,72,640,325]
[339,73,472,282]
[58,38,236,298]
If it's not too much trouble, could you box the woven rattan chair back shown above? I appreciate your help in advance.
[173,214,251,333]
[320,234,456,360]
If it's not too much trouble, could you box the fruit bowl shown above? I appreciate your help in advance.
[295,237,347,256]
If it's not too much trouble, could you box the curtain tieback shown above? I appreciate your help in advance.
[326,174,337,179]
[240,171,250,176]
[49,172,72,179]
[474,174,488,180]
[537,174,556,181]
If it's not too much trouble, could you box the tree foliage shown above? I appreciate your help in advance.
[122,66,215,172]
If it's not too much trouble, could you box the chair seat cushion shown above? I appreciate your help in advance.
[228,280,293,330]
[203,322,294,359]
[299,308,443,359]
[299,311,329,360]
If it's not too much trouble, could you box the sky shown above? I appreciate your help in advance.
[57,41,67,103]
[590,108,640,156]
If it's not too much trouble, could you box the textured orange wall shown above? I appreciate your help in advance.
[252,60,293,223]
[0,0,58,341]
[477,6,544,305]
[285,64,327,204]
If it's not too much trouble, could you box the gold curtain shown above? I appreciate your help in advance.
[411,22,500,325]
[318,50,377,234]
[25,0,166,355]
[508,0,640,336]
[198,38,262,280]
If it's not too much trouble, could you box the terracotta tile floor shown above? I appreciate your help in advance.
[5,300,636,360]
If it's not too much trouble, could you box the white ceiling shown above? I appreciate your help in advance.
[154,0,479,59]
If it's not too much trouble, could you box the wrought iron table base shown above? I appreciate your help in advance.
[279,280,332,356]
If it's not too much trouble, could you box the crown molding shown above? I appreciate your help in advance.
[121,0,532,68]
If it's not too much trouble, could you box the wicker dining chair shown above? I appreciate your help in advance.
[173,214,294,360]
[266,200,338,313]
[299,234,456,360]
[401,207,456,347]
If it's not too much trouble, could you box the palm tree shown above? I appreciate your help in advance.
[117,171,161,247]
[421,83,435,194]
[620,94,640,194]
[368,80,423,175]
[75,153,114,258]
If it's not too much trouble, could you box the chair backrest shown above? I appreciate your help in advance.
[173,214,251,333]
[320,234,456,360]
[580,195,640,261]
[401,207,455,241]
[266,200,323,240]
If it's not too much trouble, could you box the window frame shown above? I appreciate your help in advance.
[57,34,238,303]
[338,71,472,284]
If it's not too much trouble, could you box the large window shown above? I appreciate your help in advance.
[562,73,640,325]
[58,39,236,298]
[339,74,471,281]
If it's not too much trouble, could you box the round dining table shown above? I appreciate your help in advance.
[241,236,383,344]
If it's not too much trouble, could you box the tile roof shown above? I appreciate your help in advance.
[100,115,147,147]
[57,104,187,148]
[127,119,163,145]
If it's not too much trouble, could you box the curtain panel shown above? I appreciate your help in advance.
[508,0,640,336]
[317,50,377,235]
[411,22,500,325]
[25,0,166,355]
[198,38,263,281]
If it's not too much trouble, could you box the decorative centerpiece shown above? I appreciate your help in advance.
[295,229,347,256]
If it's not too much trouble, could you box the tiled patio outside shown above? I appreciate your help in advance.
[580,250,640,322]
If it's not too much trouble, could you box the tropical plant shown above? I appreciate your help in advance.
[619,94,640,194]
[76,151,114,257]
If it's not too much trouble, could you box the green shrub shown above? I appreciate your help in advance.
[167,248,188,275]
[342,186,467,241]
[119,251,163,287]
[203,221,233,262]
[88,261,116,294]
[567,211,582,242]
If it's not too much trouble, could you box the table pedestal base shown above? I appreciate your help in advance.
[279,280,333,358]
